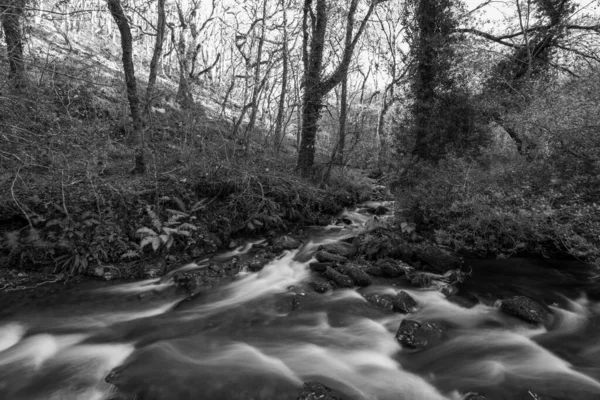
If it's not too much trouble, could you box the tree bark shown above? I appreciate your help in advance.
[174,3,194,108]
[296,0,384,176]
[336,71,348,164]
[146,0,166,112]
[273,0,289,155]
[0,0,26,88]
[107,0,145,174]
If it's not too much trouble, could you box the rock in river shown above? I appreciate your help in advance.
[271,235,301,252]
[392,291,418,313]
[340,263,372,287]
[296,381,344,400]
[500,295,548,325]
[324,267,354,288]
[316,251,348,263]
[319,242,358,258]
[416,245,462,273]
[396,319,443,350]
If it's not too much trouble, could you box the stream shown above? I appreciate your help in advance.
[1,203,600,400]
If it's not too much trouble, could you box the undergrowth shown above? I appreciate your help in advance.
[396,151,600,263]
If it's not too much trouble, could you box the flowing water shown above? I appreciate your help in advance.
[1,204,600,400]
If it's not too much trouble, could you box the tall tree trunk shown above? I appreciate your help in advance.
[336,71,348,164]
[0,0,26,88]
[146,0,166,112]
[175,4,194,108]
[107,0,145,174]
[273,0,289,155]
[376,97,394,169]
[245,0,268,139]
[297,0,382,176]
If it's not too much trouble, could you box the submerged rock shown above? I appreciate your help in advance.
[324,267,354,288]
[416,245,462,273]
[296,381,344,400]
[316,251,348,263]
[500,296,548,325]
[320,242,357,258]
[396,319,443,350]
[392,291,418,313]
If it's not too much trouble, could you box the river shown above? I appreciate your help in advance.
[0,205,599,400]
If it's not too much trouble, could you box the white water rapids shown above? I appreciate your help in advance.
[1,202,600,400]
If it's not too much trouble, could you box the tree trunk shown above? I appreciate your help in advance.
[273,0,289,155]
[376,97,394,169]
[296,0,381,176]
[175,4,194,108]
[0,0,26,88]
[146,0,166,112]
[245,0,268,139]
[337,71,349,164]
[107,0,145,174]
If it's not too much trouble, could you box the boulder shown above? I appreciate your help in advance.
[309,262,332,272]
[500,296,548,325]
[392,291,418,313]
[296,381,344,400]
[340,264,372,287]
[174,273,203,296]
[365,266,384,276]
[377,259,404,278]
[140,259,166,279]
[324,267,354,288]
[373,205,389,216]
[320,242,358,258]
[364,293,394,311]
[463,393,487,400]
[416,245,462,273]
[316,251,348,263]
[311,280,333,293]
[272,235,301,252]
[396,319,443,350]
[397,242,415,263]
[410,274,432,288]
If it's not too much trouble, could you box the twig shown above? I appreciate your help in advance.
[60,169,70,219]
[10,167,33,229]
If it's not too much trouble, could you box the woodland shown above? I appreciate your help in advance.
[0,0,599,283]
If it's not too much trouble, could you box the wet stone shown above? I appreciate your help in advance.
[365,266,384,276]
[396,319,443,350]
[309,262,331,272]
[416,245,462,274]
[319,242,358,258]
[341,264,372,287]
[316,251,348,264]
[311,280,333,293]
[271,235,301,252]
[463,393,487,400]
[378,259,403,278]
[392,291,418,313]
[410,274,432,288]
[500,296,548,325]
[324,267,354,288]
[296,381,344,400]
[364,293,394,311]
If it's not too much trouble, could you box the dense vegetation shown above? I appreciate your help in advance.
[0,0,599,280]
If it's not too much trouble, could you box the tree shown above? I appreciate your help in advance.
[107,0,145,174]
[296,0,387,176]
[0,0,26,87]
[409,0,457,161]
[146,0,167,112]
